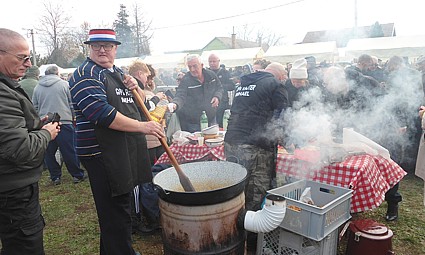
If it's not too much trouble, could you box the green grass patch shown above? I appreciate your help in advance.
[2,169,423,254]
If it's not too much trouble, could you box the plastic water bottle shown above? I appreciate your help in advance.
[200,111,208,130]
[223,109,231,131]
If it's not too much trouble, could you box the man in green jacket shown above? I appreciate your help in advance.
[18,65,40,99]
[0,28,60,255]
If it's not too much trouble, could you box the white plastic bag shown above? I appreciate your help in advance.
[300,187,315,205]
[172,130,192,146]
[166,113,181,142]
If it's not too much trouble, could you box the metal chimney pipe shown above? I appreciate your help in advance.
[231,26,236,49]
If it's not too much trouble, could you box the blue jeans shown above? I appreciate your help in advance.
[44,124,84,180]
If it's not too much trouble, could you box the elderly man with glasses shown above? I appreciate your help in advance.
[168,54,223,132]
[0,28,60,255]
[69,29,164,255]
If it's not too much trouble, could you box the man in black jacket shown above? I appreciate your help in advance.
[168,54,223,132]
[207,54,235,128]
[224,62,288,252]
[0,28,60,255]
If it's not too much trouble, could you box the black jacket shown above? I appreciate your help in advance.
[0,73,51,192]
[344,65,384,111]
[224,71,288,150]
[173,68,223,127]
[209,67,235,103]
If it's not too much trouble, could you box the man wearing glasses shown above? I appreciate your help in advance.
[0,49,32,63]
[69,29,164,255]
[168,54,223,132]
[0,28,60,254]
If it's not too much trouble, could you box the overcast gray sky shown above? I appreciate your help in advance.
[1,0,422,55]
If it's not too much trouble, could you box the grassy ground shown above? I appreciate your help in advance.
[37,170,163,255]
[339,173,425,255]
[3,170,424,254]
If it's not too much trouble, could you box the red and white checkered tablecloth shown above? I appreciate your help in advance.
[275,153,407,213]
[156,143,225,164]
[155,144,407,213]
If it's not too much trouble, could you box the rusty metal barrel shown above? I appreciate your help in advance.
[153,161,248,255]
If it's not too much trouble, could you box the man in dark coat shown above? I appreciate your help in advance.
[379,56,423,220]
[224,62,288,252]
[207,54,235,128]
[168,54,223,132]
[305,55,324,88]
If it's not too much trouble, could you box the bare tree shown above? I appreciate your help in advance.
[73,22,91,56]
[236,25,256,42]
[37,1,71,64]
[60,34,80,61]
[235,24,285,49]
[254,28,285,50]
[132,3,153,56]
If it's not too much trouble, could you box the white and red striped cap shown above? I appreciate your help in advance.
[84,29,121,45]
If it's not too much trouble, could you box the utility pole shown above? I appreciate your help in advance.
[24,29,37,66]
[353,0,358,38]
[29,29,37,66]
[354,0,358,28]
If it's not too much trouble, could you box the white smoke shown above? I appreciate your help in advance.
[275,64,423,167]
[282,87,335,147]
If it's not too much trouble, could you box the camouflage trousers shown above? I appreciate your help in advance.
[224,142,276,211]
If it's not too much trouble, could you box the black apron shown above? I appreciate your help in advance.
[94,71,151,197]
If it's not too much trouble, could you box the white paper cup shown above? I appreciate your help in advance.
[198,136,204,146]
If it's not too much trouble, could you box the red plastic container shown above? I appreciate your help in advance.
[346,219,394,255]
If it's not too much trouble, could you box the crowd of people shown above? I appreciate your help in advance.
[1,26,425,255]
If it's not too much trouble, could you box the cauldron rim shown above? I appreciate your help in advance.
[153,161,247,206]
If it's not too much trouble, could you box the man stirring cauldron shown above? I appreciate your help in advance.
[69,29,164,255]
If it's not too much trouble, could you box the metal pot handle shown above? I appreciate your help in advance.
[226,155,240,165]
[154,184,170,195]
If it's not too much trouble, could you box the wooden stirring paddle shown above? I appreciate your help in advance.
[130,88,196,192]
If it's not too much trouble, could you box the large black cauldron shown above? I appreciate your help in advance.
[153,161,248,255]
[153,161,248,206]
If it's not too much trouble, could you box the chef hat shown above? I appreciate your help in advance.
[289,58,308,79]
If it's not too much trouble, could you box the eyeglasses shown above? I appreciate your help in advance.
[0,49,32,63]
[90,44,115,52]
[187,64,199,69]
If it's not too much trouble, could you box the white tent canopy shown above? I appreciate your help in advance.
[200,47,264,68]
[38,64,64,76]
[344,35,425,61]
[143,53,188,70]
[61,67,76,75]
[114,57,141,68]
[263,41,338,64]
